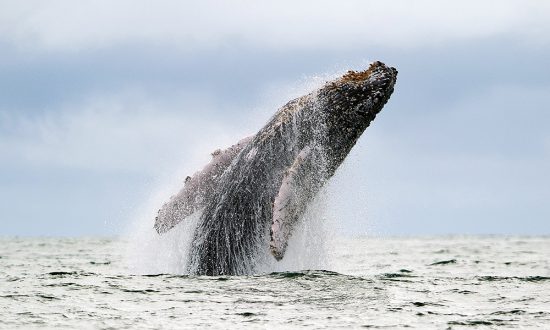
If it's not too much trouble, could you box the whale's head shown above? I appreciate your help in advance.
[316,61,397,171]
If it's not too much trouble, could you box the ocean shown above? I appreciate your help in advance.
[1,236,549,329]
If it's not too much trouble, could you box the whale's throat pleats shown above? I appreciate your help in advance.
[154,136,253,234]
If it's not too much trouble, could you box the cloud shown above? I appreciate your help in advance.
[0,94,246,176]
[0,66,335,176]
[1,1,549,236]
[1,1,549,52]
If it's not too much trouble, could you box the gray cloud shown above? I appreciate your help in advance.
[2,1,549,52]
[1,2,549,236]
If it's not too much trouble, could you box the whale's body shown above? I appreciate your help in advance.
[154,61,398,275]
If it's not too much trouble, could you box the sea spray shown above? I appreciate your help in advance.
[262,191,335,273]
[123,62,397,275]
[125,179,335,275]
[124,97,337,275]
[125,208,201,275]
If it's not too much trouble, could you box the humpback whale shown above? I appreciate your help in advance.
[154,61,398,275]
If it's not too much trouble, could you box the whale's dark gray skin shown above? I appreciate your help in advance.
[154,61,398,275]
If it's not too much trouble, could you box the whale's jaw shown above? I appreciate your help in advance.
[316,61,398,175]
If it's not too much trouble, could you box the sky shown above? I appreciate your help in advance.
[0,1,549,237]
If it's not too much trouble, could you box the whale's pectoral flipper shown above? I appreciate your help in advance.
[154,136,252,234]
[270,146,325,260]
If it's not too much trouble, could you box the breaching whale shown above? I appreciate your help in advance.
[154,61,398,275]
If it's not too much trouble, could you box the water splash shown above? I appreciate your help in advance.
[124,61,397,275]
[125,188,334,275]
[125,76,340,276]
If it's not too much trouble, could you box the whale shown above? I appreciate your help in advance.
[154,61,398,275]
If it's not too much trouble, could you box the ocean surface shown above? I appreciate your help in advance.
[1,236,549,329]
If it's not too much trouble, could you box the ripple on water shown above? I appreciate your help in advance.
[0,236,549,328]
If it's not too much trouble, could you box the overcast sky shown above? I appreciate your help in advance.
[1,1,549,236]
